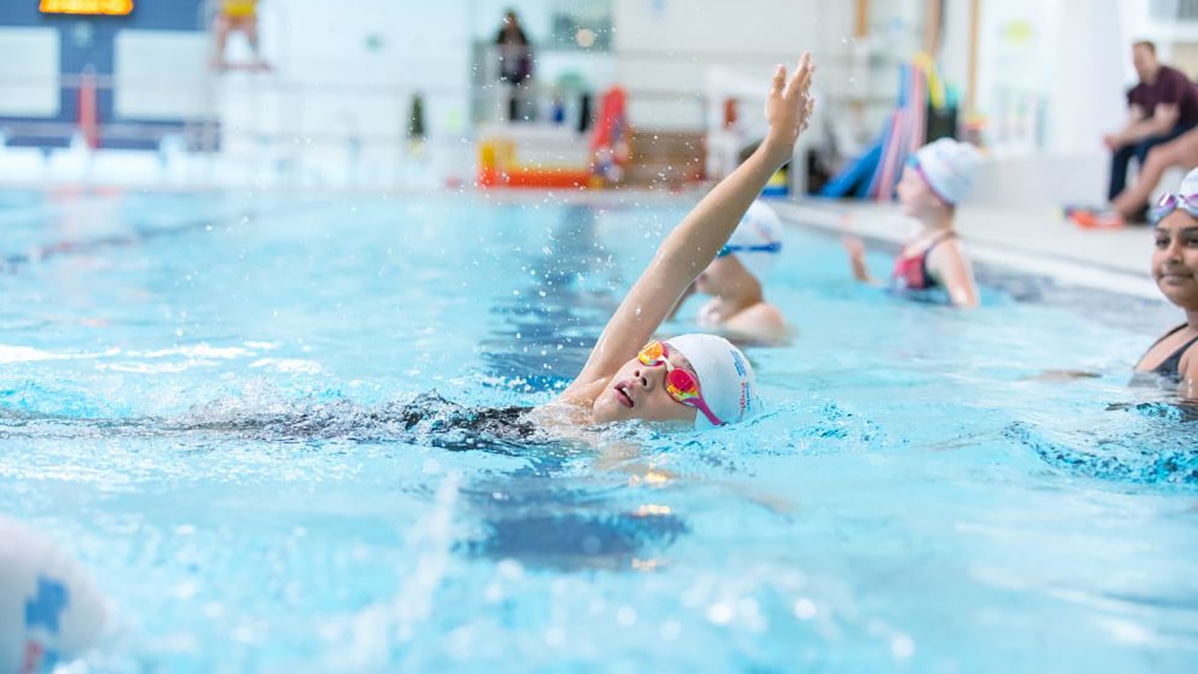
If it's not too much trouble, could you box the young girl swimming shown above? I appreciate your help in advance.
[1134,167,1198,398]
[841,138,983,309]
[533,52,816,430]
[0,55,814,447]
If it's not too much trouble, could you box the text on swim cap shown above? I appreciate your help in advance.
[22,576,68,674]
[730,350,747,378]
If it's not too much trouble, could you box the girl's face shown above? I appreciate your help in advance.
[1152,209,1198,309]
[896,165,943,218]
[695,254,754,297]
[591,349,698,427]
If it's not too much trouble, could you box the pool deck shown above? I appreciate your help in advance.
[772,199,1162,301]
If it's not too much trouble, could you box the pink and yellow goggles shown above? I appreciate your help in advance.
[637,340,723,426]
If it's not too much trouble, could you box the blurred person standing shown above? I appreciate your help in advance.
[211,0,270,72]
[495,9,534,122]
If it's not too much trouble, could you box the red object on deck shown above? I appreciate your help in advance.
[505,167,592,189]
[588,86,627,155]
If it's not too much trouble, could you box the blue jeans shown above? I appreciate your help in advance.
[1109,123,1196,201]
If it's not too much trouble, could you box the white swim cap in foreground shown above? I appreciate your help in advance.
[666,333,760,429]
[912,138,982,206]
[0,515,107,673]
[723,200,783,281]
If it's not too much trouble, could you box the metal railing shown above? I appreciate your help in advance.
[0,69,714,189]
[0,43,884,189]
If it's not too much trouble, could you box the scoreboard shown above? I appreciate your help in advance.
[39,0,134,15]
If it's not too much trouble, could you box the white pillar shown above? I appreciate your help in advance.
[1047,0,1128,153]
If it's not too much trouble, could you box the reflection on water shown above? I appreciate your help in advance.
[479,205,620,393]
[469,204,687,570]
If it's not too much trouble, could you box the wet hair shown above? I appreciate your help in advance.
[90,392,550,455]
[228,392,547,454]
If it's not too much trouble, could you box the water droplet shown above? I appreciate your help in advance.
[616,607,637,626]
[707,603,734,624]
[892,635,915,659]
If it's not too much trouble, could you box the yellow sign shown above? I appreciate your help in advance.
[40,0,134,15]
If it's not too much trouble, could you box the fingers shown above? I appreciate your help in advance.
[786,52,808,97]
[785,52,816,103]
[802,97,815,128]
[771,64,787,97]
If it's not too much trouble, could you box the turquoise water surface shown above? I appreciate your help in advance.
[0,189,1195,672]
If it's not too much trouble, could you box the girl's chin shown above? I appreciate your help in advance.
[591,396,625,423]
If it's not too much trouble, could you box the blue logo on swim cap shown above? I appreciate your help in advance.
[731,350,747,378]
[24,577,67,672]
[25,577,69,634]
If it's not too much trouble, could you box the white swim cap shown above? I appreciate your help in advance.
[0,515,107,673]
[723,200,783,281]
[666,333,760,429]
[1180,167,1198,197]
[912,138,982,206]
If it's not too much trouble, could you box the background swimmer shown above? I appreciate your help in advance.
[842,138,983,309]
[671,200,791,345]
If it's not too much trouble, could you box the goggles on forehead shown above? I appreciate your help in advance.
[1150,192,1198,225]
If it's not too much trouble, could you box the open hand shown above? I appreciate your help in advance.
[763,52,816,160]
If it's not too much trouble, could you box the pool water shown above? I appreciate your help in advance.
[1,189,1195,672]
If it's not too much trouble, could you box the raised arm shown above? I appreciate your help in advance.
[562,53,815,397]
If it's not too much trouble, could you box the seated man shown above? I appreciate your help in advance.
[211,0,270,71]
[1073,41,1198,227]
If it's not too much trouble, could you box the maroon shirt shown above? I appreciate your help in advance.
[1128,65,1198,127]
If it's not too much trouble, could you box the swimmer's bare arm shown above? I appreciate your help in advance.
[665,281,697,321]
[1023,370,1101,382]
[842,235,883,286]
[927,239,980,309]
[558,53,816,401]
